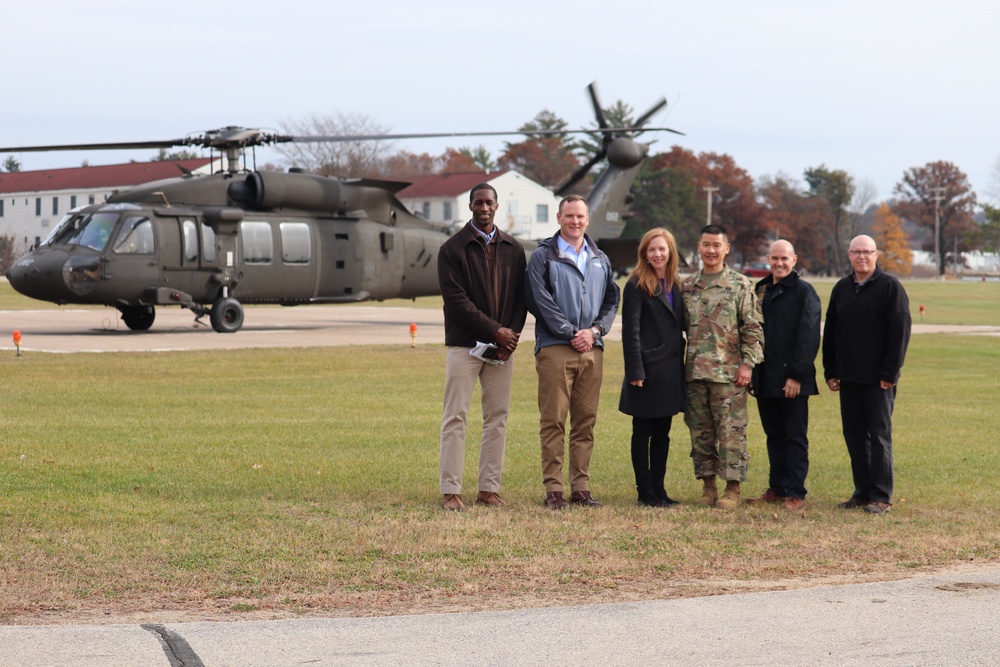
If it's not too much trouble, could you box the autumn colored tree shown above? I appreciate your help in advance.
[756,175,828,273]
[438,148,480,174]
[651,147,766,263]
[871,203,912,276]
[378,151,438,181]
[804,165,855,274]
[498,110,580,189]
[892,161,977,274]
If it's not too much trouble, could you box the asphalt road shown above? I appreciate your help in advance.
[4,304,999,354]
[2,565,999,666]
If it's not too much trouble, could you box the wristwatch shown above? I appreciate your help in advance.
[591,326,602,340]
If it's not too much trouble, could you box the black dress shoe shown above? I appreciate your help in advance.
[655,489,680,505]
[638,495,669,507]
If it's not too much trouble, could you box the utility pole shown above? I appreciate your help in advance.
[703,186,718,226]
[932,186,945,277]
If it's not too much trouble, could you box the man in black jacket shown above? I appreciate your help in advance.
[748,240,821,511]
[436,183,528,511]
[823,235,911,515]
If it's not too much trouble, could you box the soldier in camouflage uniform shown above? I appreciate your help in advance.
[682,225,764,509]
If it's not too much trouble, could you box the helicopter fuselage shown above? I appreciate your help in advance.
[6,170,446,332]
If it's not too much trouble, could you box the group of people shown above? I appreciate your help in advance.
[437,183,911,514]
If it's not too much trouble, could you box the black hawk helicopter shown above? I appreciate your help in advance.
[1,83,681,333]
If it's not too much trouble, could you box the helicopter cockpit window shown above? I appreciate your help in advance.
[113,216,154,254]
[67,212,118,252]
[240,221,273,265]
[41,212,79,247]
[279,222,311,265]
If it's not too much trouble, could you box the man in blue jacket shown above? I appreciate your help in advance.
[823,235,911,515]
[747,240,821,511]
[525,195,620,509]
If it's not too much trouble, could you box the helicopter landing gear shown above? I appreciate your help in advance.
[210,297,244,333]
[120,305,156,331]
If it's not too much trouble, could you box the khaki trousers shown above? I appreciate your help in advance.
[439,345,516,495]
[535,344,604,493]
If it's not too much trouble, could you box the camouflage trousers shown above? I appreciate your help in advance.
[684,380,749,482]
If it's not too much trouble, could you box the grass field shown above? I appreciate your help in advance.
[1,288,998,624]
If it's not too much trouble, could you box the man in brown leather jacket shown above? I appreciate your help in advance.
[436,183,527,511]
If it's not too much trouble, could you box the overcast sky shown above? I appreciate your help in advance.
[3,0,998,203]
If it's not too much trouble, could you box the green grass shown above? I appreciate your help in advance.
[1,331,998,622]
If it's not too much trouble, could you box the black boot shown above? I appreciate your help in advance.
[650,433,678,505]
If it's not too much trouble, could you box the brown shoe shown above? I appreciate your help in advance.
[864,501,891,515]
[442,494,466,512]
[545,491,569,510]
[782,497,806,511]
[476,491,506,507]
[746,488,784,505]
[570,490,602,507]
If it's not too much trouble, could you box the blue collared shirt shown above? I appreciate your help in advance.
[556,234,590,274]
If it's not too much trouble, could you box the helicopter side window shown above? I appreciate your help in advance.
[182,219,200,263]
[113,216,154,254]
[69,212,118,252]
[240,221,273,265]
[201,224,217,263]
[279,222,311,265]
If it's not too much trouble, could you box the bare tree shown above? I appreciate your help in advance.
[275,112,394,177]
[847,177,878,238]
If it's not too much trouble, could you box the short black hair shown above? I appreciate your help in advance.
[469,183,498,203]
[701,224,728,241]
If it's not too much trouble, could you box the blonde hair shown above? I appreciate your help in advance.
[629,227,680,297]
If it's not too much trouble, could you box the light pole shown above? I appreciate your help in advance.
[932,186,945,277]
[703,186,718,225]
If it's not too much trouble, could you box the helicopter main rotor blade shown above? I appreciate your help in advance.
[555,150,608,197]
[0,139,189,154]
[633,97,668,129]
[291,126,683,143]
[588,82,611,133]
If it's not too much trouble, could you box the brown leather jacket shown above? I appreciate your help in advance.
[437,221,527,348]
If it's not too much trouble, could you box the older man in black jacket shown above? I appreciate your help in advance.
[823,235,910,515]
[748,240,821,511]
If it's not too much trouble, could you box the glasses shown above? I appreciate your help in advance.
[849,249,877,257]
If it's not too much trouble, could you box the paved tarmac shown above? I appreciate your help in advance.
[3,304,999,666]
[3,304,999,353]
[2,565,999,666]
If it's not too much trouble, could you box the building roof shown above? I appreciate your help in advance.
[0,159,216,194]
[396,171,509,198]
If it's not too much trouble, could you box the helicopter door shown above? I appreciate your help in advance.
[160,217,217,300]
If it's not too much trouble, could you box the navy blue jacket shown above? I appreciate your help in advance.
[752,271,821,397]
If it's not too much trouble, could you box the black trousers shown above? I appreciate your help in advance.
[756,395,809,499]
[839,381,896,504]
[630,415,674,500]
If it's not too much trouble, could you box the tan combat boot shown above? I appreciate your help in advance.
[695,476,718,506]
[715,481,742,510]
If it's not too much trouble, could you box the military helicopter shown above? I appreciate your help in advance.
[1,83,681,333]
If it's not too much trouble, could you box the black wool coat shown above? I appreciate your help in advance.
[752,270,821,397]
[618,276,686,418]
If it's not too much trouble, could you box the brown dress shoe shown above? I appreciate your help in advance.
[570,490,602,507]
[476,491,506,507]
[544,491,569,509]
[746,488,784,504]
[442,494,466,512]
[782,497,806,510]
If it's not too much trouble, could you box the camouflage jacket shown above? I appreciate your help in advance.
[682,264,764,383]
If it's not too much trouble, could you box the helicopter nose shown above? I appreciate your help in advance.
[6,249,75,303]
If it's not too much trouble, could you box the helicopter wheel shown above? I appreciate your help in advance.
[210,297,244,333]
[120,305,156,331]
